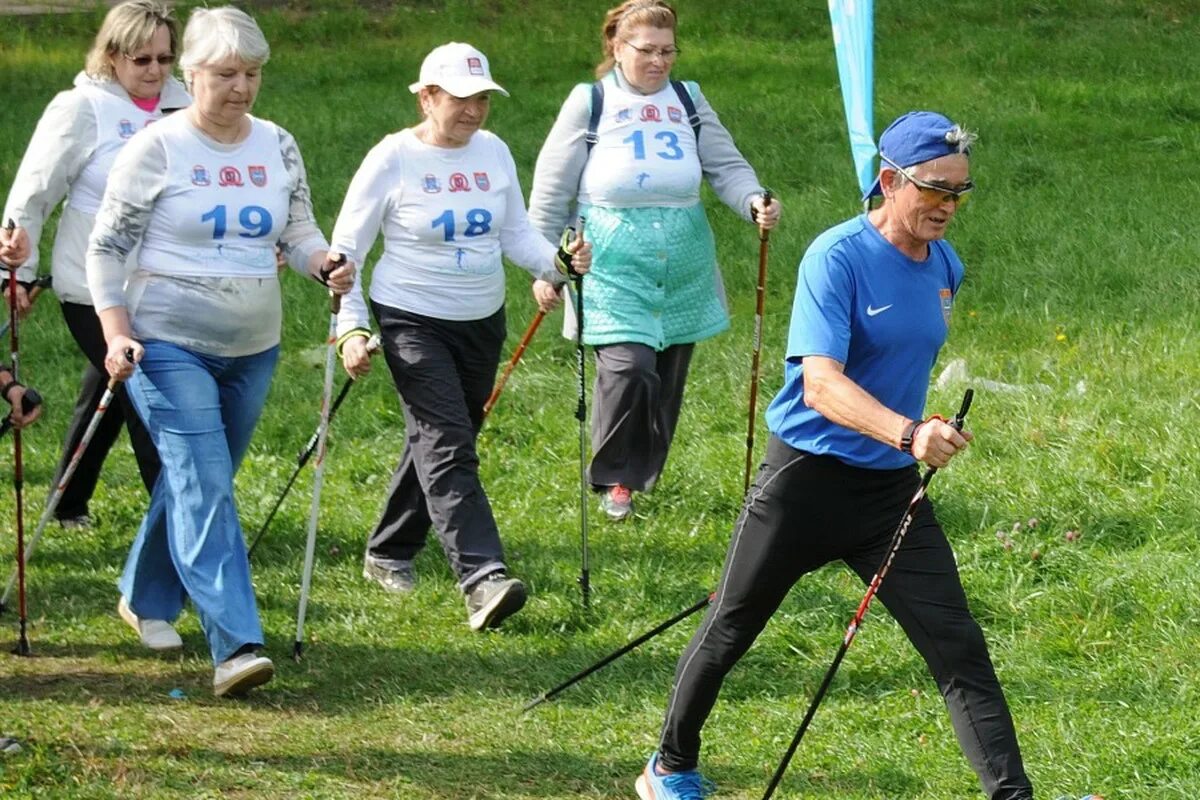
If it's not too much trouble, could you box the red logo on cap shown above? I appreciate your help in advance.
[467,57,483,76]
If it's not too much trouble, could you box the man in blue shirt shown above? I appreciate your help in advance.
[636,112,1035,800]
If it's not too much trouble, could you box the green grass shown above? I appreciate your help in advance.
[2,1,1199,797]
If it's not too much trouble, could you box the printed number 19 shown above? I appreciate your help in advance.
[201,204,273,239]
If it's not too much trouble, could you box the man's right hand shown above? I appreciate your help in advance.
[912,417,973,468]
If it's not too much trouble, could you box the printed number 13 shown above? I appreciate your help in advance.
[622,130,684,160]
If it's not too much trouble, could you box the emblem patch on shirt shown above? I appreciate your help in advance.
[473,172,490,191]
[448,172,471,192]
[218,166,243,187]
[667,106,683,123]
[118,119,136,139]
[615,108,632,122]
[248,165,268,187]
[423,173,442,193]
[191,165,211,187]
[640,105,662,122]
[467,57,484,76]
[940,288,954,326]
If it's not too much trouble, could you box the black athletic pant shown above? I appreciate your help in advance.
[53,302,160,519]
[658,435,1033,800]
[366,303,508,591]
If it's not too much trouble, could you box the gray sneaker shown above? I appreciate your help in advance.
[465,573,526,631]
[362,553,416,594]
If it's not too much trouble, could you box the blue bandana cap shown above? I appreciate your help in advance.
[863,111,971,201]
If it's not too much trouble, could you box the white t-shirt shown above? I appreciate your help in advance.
[578,79,702,208]
[331,128,558,333]
[88,112,328,356]
[137,112,286,279]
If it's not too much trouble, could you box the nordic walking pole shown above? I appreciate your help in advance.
[246,334,380,559]
[482,309,545,419]
[0,350,124,612]
[5,217,32,654]
[570,219,590,608]
[743,189,773,496]
[524,592,713,713]
[761,388,974,800]
[293,255,345,661]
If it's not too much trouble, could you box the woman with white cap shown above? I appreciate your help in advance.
[333,42,591,631]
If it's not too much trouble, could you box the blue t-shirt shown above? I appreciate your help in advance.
[764,214,964,469]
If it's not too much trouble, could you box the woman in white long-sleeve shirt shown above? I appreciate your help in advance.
[334,42,590,631]
[86,6,354,697]
[0,1,189,527]
[528,0,780,521]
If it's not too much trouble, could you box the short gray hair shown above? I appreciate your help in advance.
[179,6,270,81]
[945,124,978,153]
[84,0,178,81]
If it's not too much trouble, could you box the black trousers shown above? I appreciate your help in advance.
[658,435,1033,800]
[588,342,694,492]
[366,303,507,591]
[52,302,160,518]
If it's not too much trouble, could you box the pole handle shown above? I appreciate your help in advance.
[319,253,346,315]
[755,188,774,240]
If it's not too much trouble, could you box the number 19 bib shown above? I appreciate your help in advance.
[139,114,289,279]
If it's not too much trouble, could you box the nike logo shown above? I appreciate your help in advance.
[866,304,893,317]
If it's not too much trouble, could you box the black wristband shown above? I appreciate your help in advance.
[900,419,923,454]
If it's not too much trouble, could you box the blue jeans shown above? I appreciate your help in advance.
[119,341,279,665]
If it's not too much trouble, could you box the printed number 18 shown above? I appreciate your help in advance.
[431,208,493,242]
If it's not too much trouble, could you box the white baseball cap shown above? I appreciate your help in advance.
[408,42,509,98]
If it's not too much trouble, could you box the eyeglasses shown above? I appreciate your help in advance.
[622,40,681,60]
[884,156,974,206]
[123,53,175,67]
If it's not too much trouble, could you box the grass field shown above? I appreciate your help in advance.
[2,1,1199,797]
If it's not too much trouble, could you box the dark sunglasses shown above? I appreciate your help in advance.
[123,53,175,67]
[884,157,974,206]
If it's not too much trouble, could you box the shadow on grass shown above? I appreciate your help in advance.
[8,740,925,799]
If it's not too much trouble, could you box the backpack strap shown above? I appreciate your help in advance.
[586,81,604,155]
[671,79,701,142]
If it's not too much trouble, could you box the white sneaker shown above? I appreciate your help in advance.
[213,652,274,697]
[118,596,182,651]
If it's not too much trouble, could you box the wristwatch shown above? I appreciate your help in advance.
[900,419,922,454]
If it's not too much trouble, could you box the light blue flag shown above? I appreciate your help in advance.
[828,0,876,197]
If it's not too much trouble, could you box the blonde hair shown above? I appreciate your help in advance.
[179,6,270,88]
[594,0,677,78]
[84,0,178,81]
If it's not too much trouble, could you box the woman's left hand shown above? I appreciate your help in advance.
[313,251,357,295]
[532,279,562,313]
[752,194,781,231]
[4,383,42,429]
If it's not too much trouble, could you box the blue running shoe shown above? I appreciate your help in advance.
[635,752,715,799]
